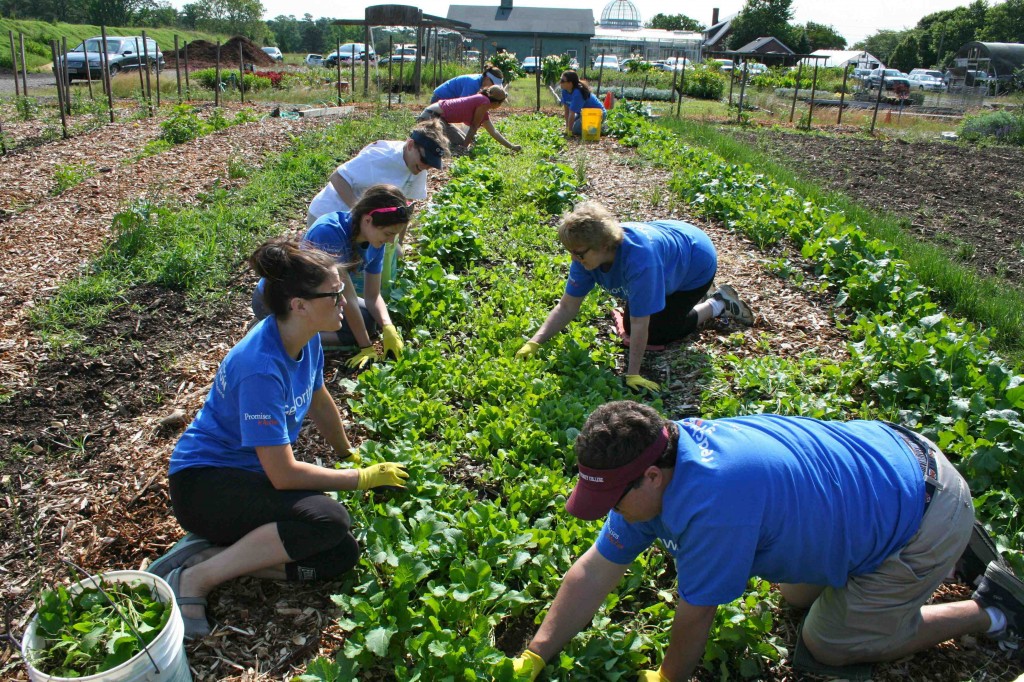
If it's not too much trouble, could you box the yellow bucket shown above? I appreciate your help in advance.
[581,108,602,141]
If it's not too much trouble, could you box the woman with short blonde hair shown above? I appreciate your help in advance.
[517,201,754,392]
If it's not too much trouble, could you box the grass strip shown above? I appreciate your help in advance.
[655,117,1024,365]
[32,111,415,349]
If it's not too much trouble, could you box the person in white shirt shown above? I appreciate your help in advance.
[306,118,449,227]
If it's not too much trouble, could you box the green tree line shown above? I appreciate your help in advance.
[853,0,1024,70]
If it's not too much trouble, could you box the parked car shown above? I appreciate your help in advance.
[54,36,163,82]
[654,56,690,72]
[710,58,734,72]
[852,67,874,80]
[326,43,377,67]
[909,68,944,80]
[261,46,283,62]
[521,56,540,74]
[908,73,945,91]
[867,68,910,90]
[463,50,481,63]
[741,62,768,75]
[592,54,620,72]
[305,53,324,67]
[382,45,420,65]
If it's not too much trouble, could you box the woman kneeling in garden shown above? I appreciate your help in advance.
[148,237,409,638]
[516,202,754,392]
[558,70,606,137]
[254,185,411,370]
[417,85,521,152]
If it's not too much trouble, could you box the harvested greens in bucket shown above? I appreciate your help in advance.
[30,579,171,677]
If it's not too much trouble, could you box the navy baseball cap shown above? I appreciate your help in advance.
[410,130,444,170]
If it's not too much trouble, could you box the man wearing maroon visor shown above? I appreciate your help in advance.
[507,401,1024,681]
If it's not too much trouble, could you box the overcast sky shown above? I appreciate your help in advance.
[176,0,988,47]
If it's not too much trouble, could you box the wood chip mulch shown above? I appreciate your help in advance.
[1,106,1021,681]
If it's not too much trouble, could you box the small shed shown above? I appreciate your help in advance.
[802,49,883,70]
[733,36,795,66]
[448,0,594,63]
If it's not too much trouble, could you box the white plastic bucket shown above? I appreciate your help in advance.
[22,570,191,682]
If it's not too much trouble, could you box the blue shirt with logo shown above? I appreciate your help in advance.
[255,211,385,300]
[564,221,717,316]
[169,316,325,475]
[432,74,484,101]
[560,88,605,114]
[595,415,924,606]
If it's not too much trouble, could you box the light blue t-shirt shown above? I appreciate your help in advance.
[595,415,924,606]
[255,211,385,300]
[432,74,484,101]
[560,88,605,114]
[564,221,717,317]
[169,316,325,475]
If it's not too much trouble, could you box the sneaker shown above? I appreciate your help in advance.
[972,562,1024,638]
[712,284,754,326]
[956,520,1006,587]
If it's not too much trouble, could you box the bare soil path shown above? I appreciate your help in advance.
[1,109,1020,681]
[734,127,1024,286]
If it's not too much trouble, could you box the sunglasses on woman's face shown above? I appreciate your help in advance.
[303,283,345,306]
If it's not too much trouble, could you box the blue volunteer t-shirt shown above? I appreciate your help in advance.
[564,221,717,316]
[255,211,385,299]
[169,316,325,475]
[595,415,924,606]
[432,73,484,101]
[560,88,605,114]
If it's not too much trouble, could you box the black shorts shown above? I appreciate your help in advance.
[624,276,715,344]
[169,466,359,582]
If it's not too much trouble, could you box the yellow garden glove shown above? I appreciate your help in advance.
[340,447,361,464]
[637,670,670,682]
[382,324,404,360]
[346,346,380,370]
[356,462,409,490]
[511,650,544,680]
[625,375,660,392]
[515,341,541,360]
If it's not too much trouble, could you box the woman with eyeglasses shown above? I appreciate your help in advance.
[417,85,521,152]
[515,202,754,392]
[430,63,504,103]
[558,70,606,137]
[254,185,412,370]
[149,236,410,639]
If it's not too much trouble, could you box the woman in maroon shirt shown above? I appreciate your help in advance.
[418,85,521,152]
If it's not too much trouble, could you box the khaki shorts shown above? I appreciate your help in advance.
[802,439,974,659]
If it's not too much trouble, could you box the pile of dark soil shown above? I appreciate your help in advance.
[164,35,277,70]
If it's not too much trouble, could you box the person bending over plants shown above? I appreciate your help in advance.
[254,185,410,369]
[306,117,448,228]
[515,202,752,392]
[558,69,606,137]
[148,238,409,639]
[506,400,1024,680]
[430,63,504,103]
[417,85,521,152]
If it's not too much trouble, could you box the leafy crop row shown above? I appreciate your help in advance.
[300,114,790,681]
[609,109,1024,566]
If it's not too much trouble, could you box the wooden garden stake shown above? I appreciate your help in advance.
[215,41,221,107]
[174,36,181,102]
[336,37,342,106]
[101,26,114,122]
[50,41,69,138]
[238,41,245,103]
[142,31,153,110]
[184,41,190,100]
[83,38,94,99]
[19,32,27,95]
[9,31,20,97]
